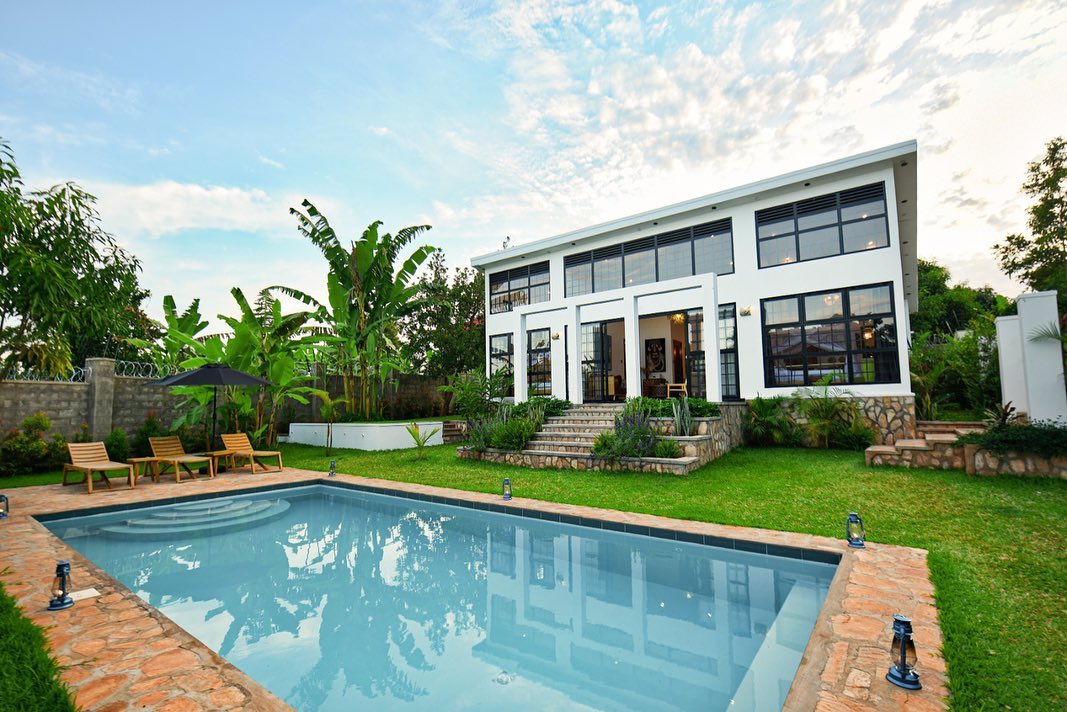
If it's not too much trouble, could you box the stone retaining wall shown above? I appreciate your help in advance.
[965,444,1067,478]
[858,395,917,445]
[458,446,701,474]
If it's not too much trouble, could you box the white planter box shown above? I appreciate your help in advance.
[287,422,444,451]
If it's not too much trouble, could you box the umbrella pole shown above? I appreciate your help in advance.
[211,386,218,451]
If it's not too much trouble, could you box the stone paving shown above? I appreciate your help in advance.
[0,466,949,711]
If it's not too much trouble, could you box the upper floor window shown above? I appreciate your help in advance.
[756,183,890,268]
[761,282,899,387]
[489,261,550,313]
[564,218,733,297]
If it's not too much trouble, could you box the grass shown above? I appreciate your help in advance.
[3,443,1064,708]
[0,576,77,711]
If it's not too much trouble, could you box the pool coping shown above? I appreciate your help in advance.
[0,468,949,711]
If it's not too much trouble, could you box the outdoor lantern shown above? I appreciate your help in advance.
[886,613,922,690]
[846,512,866,548]
[329,460,336,477]
[0,493,8,519]
[502,477,512,501]
[48,561,74,611]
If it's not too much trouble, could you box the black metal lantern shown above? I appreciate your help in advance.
[48,561,74,611]
[0,493,8,519]
[502,477,512,501]
[886,613,922,690]
[329,459,336,477]
[846,512,866,548]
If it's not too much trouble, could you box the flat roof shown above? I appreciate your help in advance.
[471,140,918,269]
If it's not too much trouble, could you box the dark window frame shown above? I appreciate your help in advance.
[755,183,890,269]
[489,333,515,397]
[489,261,551,314]
[717,303,740,401]
[564,218,734,297]
[760,281,900,387]
[527,328,552,397]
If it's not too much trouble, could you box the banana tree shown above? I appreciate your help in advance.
[276,203,436,419]
[126,295,210,376]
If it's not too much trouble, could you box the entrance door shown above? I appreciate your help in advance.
[685,309,707,399]
[581,321,620,402]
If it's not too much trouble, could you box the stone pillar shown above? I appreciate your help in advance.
[85,357,116,439]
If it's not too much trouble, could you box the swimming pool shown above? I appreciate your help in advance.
[44,484,837,711]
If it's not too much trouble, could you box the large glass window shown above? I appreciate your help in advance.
[718,304,739,400]
[685,309,707,400]
[488,262,550,313]
[527,328,552,397]
[490,333,514,397]
[756,183,890,269]
[564,218,733,296]
[761,283,899,386]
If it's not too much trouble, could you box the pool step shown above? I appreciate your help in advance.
[99,499,291,540]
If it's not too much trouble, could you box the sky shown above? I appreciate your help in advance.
[2,0,1065,329]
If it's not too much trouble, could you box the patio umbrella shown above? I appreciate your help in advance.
[150,363,273,450]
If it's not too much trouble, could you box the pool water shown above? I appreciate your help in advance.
[45,485,836,711]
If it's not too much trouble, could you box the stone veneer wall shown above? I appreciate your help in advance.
[965,445,1067,478]
[458,447,702,474]
[857,395,917,445]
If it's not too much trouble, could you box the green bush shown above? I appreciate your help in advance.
[653,439,683,458]
[0,412,67,477]
[591,430,620,458]
[625,396,720,418]
[672,397,693,436]
[744,396,801,446]
[438,369,510,422]
[104,428,130,462]
[827,418,875,451]
[957,421,1067,458]
[489,417,539,451]
[511,397,570,419]
[466,418,499,453]
[613,408,658,458]
[131,413,168,457]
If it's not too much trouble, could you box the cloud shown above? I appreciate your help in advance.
[258,154,285,169]
[369,126,393,137]
[0,49,140,113]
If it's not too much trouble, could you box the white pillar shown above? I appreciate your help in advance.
[995,315,1027,414]
[568,305,582,404]
[703,275,722,402]
[515,314,528,403]
[624,295,642,400]
[1017,291,1066,421]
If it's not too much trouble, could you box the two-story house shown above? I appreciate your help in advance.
[472,141,917,408]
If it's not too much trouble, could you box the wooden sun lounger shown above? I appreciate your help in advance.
[149,436,214,482]
[221,433,283,473]
[63,442,135,494]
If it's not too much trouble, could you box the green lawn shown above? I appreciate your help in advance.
[0,578,77,711]
[3,443,1064,708]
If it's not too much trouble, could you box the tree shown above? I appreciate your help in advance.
[0,138,149,378]
[994,136,1067,313]
[398,250,484,377]
[278,201,436,419]
[912,259,1013,335]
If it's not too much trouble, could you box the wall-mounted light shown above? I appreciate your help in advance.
[670,313,685,325]
[886,614,922,690]
[48,561,74,611]
[739,306,752,316]
[846,512,866,548]
[551,332,560,340]
[0,493,8,519]
[502,477,512,501]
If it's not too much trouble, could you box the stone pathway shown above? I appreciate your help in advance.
[0,466,948,710]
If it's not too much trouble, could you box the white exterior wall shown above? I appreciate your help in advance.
[997,291,1067,422]
[482,154,914,403]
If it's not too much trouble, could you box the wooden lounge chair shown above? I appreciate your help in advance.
[149,436,214,482]
[63,442,135,494]
[221,433,283,473]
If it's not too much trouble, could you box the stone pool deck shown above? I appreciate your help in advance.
[0,467,948,711]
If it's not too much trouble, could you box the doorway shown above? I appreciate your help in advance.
[581,320,625,402]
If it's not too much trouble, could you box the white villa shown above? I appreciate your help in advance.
[473,141,918,405]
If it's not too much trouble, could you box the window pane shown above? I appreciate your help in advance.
[797,206,837,230]
[566,262,592,296]
[657,240,692,281]
[758,218,793,239]
[765,325,801,357]
[852,317,896,349]
[849,285,892,316]
[764,297,799,325]
[768,358,805,386]
[804,292,844,321]
[490,293,510,314]
[529,270,550,286]
[695,232,734,275]
[842,216,888,253]
[490,276,508,294]
[687,309,704,352]
[759,236,796,267]
[624,248,655,287]
[798,226,840,261]
[717,305,736,350]
[509,274,528,289]
[840,197,886,222]
[593,254,622,292]
[529,283,550,305]
[804,322,848,382]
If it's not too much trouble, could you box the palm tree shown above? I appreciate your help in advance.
[276,201,435,419]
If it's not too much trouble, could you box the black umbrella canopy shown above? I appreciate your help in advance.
[149,363,273,388]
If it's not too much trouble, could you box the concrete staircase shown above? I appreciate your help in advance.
[524,404,623,457]
[865,420,985,470]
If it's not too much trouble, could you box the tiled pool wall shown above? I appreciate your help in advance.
[1,468,948,711]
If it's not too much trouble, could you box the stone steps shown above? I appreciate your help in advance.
[865,428,970,470]
[525,441,593,455]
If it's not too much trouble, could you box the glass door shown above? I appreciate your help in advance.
[581,322,613,402]
[685,309,707,399]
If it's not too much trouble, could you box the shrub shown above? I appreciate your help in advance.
[744,396,800,446]
[0,412,66,477]
[438,370,510,423]
[957,420,1067,458]
[512,397,570,420]
[591,431,620,458]
[613,407,658,458]
[70,423,91,444]
[653,439,683,458]
[131,413,168,457]
[624,396,720,418]
[489,417,539,451]
[405,422,441,459]
[672,397,693,436]
[827,418,875,451]
[466,418,499,453]
[104,428,130,462]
